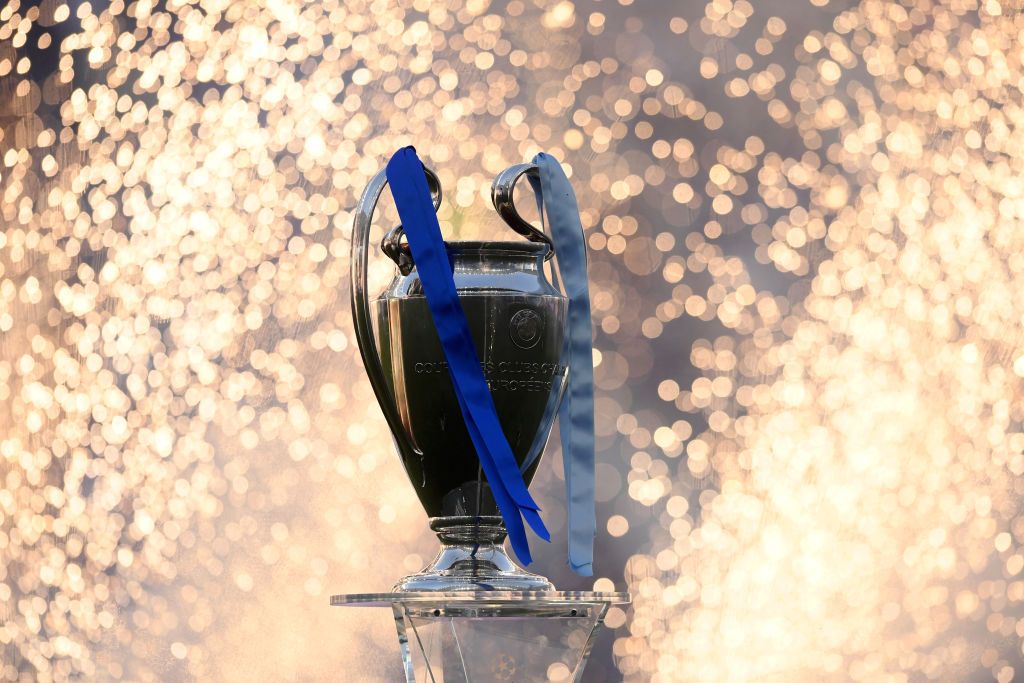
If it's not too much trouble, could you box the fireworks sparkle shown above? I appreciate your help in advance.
[1,0,1024,681]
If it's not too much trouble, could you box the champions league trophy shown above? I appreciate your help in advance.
[332,148,628,681]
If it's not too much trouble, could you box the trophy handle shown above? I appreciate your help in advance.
[350,165,442,462]
[379,171,443,275]
[490,163,555,259]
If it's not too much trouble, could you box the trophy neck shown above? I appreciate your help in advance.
[430,516,507,545]
[392,515,555,592]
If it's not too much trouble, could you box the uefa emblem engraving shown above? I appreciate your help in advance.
[509,308,544,349]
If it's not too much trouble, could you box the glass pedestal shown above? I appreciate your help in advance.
[332,591,630,682]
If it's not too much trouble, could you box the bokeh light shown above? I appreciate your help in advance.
[2,0,1024,681]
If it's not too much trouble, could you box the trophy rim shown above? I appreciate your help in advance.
[445,239,550,256]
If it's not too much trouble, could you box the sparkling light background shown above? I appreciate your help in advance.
[2,0,1024,680]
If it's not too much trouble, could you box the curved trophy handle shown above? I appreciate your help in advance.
[380,174,442,276]
[350,164,442,462]
[490,163,555,259]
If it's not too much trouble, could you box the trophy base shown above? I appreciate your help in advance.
[331,591,631,682]
[335,515,627,679]
[392,516,555,592]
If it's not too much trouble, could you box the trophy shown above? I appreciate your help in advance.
[334,149,628,681]
[351,160,565,591]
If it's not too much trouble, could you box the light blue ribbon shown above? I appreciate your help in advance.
[386,147,550,566]
[528,153,595,576]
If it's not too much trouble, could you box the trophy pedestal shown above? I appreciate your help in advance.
[392,516,555,592]
[332,591,629,682]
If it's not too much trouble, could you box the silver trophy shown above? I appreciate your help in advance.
[334,160,628,681]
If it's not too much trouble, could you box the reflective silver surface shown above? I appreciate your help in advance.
[350,164,569,592]
[490,162,554,254]
[374,240,567,519]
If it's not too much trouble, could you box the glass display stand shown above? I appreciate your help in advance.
[332,591,630,682]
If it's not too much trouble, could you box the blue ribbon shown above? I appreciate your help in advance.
[385,147,550,566]
[528,153,595,576]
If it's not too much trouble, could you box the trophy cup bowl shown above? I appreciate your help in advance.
[351,164,567,592]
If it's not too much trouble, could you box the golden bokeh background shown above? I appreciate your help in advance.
[2,0,1024,680]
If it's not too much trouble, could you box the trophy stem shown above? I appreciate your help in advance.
[392,516,555,592]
